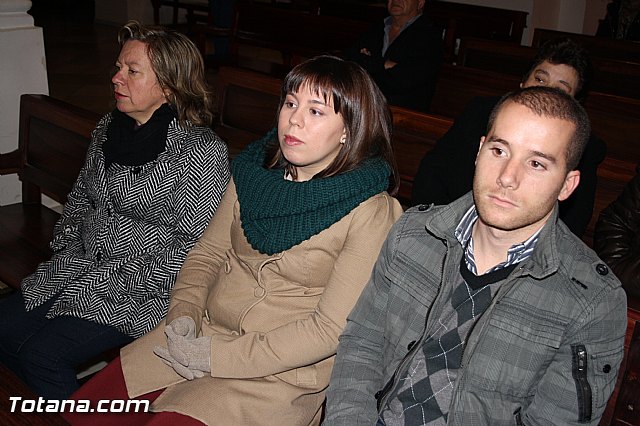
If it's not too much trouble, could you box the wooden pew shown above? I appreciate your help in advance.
[457,36,640,99]
[151,0,210,26]
[610,298,640,424]
[214,66,281,156]
[532,28,640,64]
[390,106,453,205]
[457,37,536,76]
[192,0,370,75]
[430,63,519,118]
[214,65,454,206]
[0,94,99,290]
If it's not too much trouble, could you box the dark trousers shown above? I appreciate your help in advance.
[0,292,133,399]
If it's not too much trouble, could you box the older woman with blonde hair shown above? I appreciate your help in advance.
[0,21,229,400]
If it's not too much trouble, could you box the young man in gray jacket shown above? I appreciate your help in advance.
[325,86,627,425]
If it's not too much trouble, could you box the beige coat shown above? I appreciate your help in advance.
[121,179,402,425]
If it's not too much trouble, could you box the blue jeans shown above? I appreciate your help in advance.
[0,292,133,399]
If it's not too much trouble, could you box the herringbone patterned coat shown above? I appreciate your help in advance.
[21,113,230,338]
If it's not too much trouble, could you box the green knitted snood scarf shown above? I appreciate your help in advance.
[232,131,392,255]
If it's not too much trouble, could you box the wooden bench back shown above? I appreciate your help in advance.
[430,63,520,118]
[532,28,640,64]
[457,37,535,76]
[194,1,370,76]
[215,66,281,157]
[18,94,99,205]
[457,36,640,99]
[390,106,453,205]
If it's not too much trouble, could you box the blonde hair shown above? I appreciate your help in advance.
[118,20,213,127]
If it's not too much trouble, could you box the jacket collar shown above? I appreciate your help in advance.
[423,192,561,279]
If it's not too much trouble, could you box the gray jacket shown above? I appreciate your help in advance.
[21,113,230,338]
[325,193,627,425]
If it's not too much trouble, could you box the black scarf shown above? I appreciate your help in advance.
[103,103,176,168]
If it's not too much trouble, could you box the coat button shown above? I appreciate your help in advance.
[254,287,265,297]
[132,166,142,175]
[90,199,96,209]
[224,261,231,273]
[596,263,609,275]
[96,251,102,262]
[418,204,429,211]
[603,364,611,373]
[407,340,416,350]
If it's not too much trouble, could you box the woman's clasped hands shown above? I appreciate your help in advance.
[154,316,211,380]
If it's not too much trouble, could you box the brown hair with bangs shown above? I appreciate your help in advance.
[264,55,399,195]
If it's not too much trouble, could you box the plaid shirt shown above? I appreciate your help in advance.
[325,193,627,425]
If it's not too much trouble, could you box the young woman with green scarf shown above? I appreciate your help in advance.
[65,55,403,426]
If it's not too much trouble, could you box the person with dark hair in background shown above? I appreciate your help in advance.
[63,55,403,426]
[595,165,640,298]
[345,0,443,112]
[0,21,230,400]
[325,86,626,425]
[412,37,606,238]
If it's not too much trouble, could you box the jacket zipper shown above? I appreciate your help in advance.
[514,407,524,425]
[572,344,592,423]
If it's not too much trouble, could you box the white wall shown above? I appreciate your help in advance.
[0,0,48,206]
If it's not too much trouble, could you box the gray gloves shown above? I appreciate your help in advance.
[153,316,212,380]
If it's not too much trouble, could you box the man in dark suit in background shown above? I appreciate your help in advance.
[345,0,444,112]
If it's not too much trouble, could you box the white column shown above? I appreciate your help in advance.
[0,0,48,206]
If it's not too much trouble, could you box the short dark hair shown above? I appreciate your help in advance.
[118,21,213,127]
[265,55,399,194]
[487,86,590,172]
[523,37,593,100]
